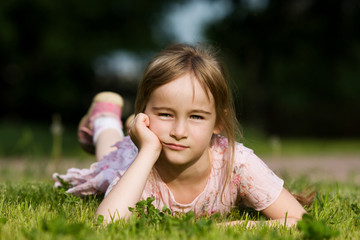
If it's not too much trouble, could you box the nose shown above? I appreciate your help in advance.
[170,119,188,140]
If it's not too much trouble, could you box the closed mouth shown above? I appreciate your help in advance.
[163,142,189,150]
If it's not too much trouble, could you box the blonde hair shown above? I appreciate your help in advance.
[135,43,241,202]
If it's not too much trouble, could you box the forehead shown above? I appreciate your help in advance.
[148,74,214,108]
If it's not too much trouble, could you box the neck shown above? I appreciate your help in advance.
[154,149,212,187]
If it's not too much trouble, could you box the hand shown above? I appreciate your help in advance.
[217,218,299,228]
[96,113,161,223]
[128,113,162,154]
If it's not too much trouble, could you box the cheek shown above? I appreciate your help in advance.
[192,125,212,139]
[148,117,165,135]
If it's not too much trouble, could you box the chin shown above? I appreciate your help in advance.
[160,151,194,166]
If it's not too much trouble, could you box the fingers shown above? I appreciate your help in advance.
[127,113,150,145]
[127,113,145,136]
[127,113,162,154]
[125,114,135,133]
[129,113,148,131]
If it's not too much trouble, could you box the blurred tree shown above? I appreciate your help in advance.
[1,0,359,137]
[207,0,360,137]
[0,0,173,124]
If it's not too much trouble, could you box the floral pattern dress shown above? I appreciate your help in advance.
[53,135,283,215]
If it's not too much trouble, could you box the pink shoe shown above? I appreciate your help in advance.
[78,92,124,154]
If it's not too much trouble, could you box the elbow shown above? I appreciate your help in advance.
[95,207,130,225]
[286,211,307,222]
[95,208,110,225]
[283,212,307,227]
[95,208,104,220]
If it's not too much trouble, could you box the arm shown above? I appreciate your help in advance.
[261,187,306,225]
[221,147,306,228]
[95,113,161,223]
[220,188,306,228]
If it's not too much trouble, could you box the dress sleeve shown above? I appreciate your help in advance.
[232,144,284,211]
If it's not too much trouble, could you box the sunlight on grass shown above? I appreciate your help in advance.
[0,121,359,239]
[0,178,358,239]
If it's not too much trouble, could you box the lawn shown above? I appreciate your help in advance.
[1,178,359,239]
[0,121,359,239]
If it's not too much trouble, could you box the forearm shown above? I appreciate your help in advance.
[95,148,159,223]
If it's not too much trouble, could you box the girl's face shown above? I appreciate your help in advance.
[144,73,220,166]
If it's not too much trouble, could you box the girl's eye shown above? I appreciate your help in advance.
[190,115,204,120]
[159,113,172,118]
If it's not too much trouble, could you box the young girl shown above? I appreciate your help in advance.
[53,43,307,226]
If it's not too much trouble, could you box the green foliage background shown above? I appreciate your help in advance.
[1,0,359,137]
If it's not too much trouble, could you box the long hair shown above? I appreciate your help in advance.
[135,43,241,202]
[134,43,315,208]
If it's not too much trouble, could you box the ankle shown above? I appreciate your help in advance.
[93,116,124,144]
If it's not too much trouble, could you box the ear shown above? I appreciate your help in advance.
[213,109,227,135]
[213,123,222,135]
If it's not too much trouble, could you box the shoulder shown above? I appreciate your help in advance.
[210,135,255,162]
[210,135,272,173]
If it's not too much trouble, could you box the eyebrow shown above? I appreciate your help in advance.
[152,107,212,115]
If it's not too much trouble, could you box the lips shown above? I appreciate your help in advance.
[163,142,189,150]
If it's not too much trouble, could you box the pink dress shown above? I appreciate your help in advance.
[53,135,283,215]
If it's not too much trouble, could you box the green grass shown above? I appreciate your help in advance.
[0,121,359,239]
[0,177,359,239]
[244,137,360,157]
[240,126,360,157]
